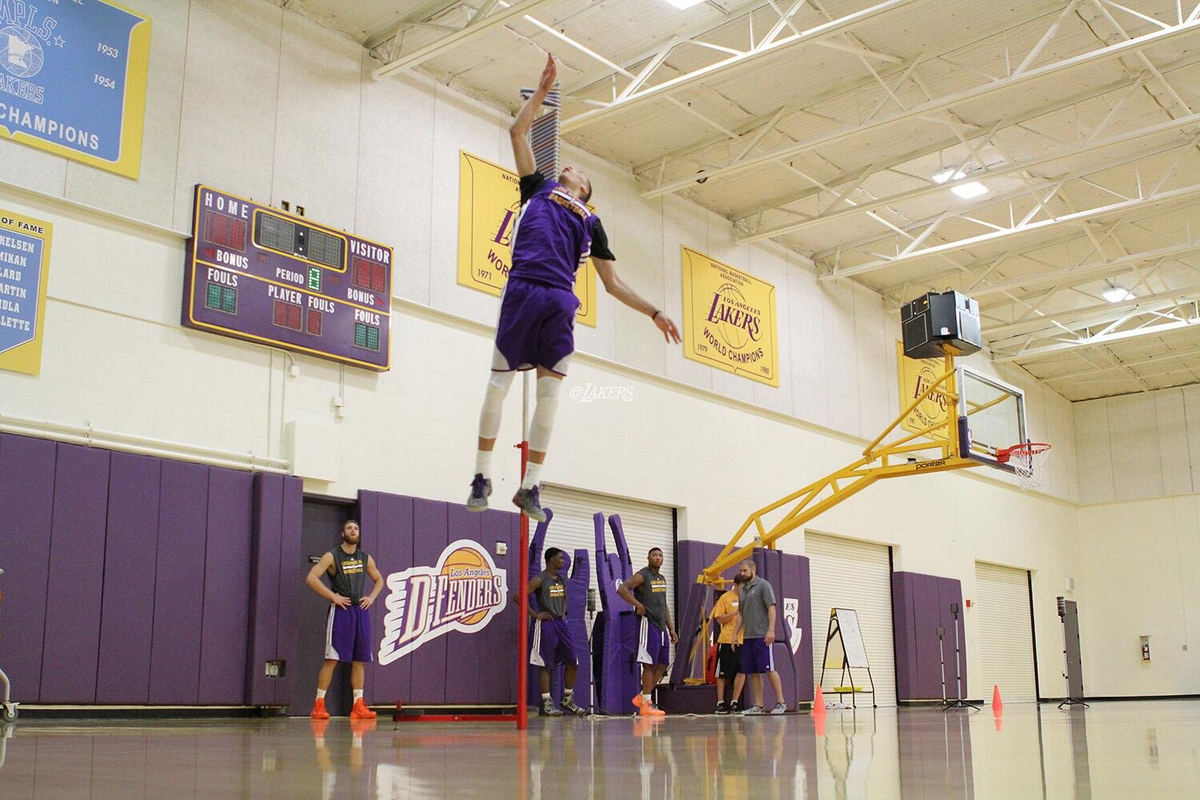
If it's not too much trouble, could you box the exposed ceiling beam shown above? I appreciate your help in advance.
[363,0,467,51]
[993,308,1200,362]
[986,288,1200,343]
[640,12,1200,198]
[560,0,925,133]
[373,0,556,79]
[740,110,1200,244]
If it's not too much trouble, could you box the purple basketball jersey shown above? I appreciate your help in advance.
[510,177,593,292]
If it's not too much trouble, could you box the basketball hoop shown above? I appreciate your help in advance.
[997,442,1051,491]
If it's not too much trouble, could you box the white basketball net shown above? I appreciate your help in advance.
[1001,443,1051,491]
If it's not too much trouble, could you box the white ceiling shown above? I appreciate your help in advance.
[282,0,1200,401]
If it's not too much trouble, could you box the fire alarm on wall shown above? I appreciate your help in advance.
[965,599,972,608]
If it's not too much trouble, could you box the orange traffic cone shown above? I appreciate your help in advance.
[814,685,826,716]
[991,684,1003,713]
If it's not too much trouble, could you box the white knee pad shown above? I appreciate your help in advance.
[478,370,515,440]
[528,376,562,453]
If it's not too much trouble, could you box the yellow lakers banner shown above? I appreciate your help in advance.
[681,246,778,387]
[0,209,52,376]
[456,151,597,327]
[895,341,949,440]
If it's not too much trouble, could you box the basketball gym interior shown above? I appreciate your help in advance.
[1,0,1199,797]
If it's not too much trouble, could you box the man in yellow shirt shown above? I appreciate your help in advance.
[712,574,747,714]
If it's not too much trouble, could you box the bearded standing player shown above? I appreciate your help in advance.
[466,54,682,522]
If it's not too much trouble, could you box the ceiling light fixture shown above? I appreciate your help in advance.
[663,0,708,8]
[950,181,989,199]
[1102,286,1135,303]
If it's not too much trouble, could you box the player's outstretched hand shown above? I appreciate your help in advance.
[538,53,557,93]
[655,312,682,344]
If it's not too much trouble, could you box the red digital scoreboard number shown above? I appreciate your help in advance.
[183,185,393,370]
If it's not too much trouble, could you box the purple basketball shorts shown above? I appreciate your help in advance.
[493,278,579,375]
[739,637,775,674]
[325,604,373,663]
[530,617,578,667]
[636,617,671,666]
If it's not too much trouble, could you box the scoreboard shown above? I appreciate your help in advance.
[183,185,392,371]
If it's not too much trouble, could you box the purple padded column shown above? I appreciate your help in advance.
[357,490,380,703]
[0,434,56,703]
[246,473,284,705]
[478,508,517,704]
[273,476,304,706]
[149,461,210,704]
[445,503,483,705]
[40,443,110,703]
[892,571,917,700]
[366,490,415,705]
[198,467,254,704]
[408,498,449,704]
[892,571,966,700]
[96,452,162,704]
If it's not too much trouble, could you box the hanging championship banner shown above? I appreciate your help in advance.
[0,208,52,376]
[896,341,949,440]
[377,540,509,664]
[681,245,778,387]
[456,151,597,327]
[0,0,152,178]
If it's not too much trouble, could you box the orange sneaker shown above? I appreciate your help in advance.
[311,698,330,720]
[631,694,644,709]
[350,698,377,719]
[638,702,665,717]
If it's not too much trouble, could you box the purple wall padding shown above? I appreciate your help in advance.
[409,498,449,705]
[0,434,56,703]
[360,490,415,705]
[96,453,162,704]
[244,472,304,706]
[275,476,304,704]
[198,468,254,703]
[892,571,966,700]
[149,461,210,704]
[246,473,284,705]
[40,444,111,703]
[446,504,484,705]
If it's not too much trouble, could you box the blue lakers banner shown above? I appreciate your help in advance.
[378,540,509,664]
[0,0,152,178]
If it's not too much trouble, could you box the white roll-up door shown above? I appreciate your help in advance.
[539,486,676,643]
[975,562,1037,703]
[807,532,896,707]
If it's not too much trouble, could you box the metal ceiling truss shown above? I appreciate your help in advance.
[817,135,1200,281]
[991,300,1200,362]
[559,0,924,133]
[633,1,1200,200]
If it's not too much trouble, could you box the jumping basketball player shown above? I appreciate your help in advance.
[618,547,677,716]
[306,520,382,720]
[523,547,586,717]
[467,54,682,522]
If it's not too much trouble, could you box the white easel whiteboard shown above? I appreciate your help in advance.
[823,608,870,669]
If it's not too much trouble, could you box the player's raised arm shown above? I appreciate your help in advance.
[594,258,682,344]
[510,54,556,177]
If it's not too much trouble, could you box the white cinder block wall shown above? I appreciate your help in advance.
[4,0,1190,699]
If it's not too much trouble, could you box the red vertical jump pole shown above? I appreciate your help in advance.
[516,371,531,730]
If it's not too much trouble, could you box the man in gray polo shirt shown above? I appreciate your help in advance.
[736,559,786,715]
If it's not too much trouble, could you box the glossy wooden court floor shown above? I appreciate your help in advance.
[0,701,1195,798]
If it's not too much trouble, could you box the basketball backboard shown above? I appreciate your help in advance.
[956,366,1027,472]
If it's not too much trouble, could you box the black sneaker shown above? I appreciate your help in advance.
[467,473,491,511]
[512,486,547,522]
[715,701,730,715]
[730,700,742,714]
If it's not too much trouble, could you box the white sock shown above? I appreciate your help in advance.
[475,449,493,478]
[564,689,573,699]
[521,461,543,491]
[642,693,651,704]
[316,689,327,700]
[542,692,551,701]
[353,689,363,702]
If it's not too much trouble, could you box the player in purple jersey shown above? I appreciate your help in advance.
[467,54,682,521]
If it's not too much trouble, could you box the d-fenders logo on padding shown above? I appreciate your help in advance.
[378,540,508,665]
